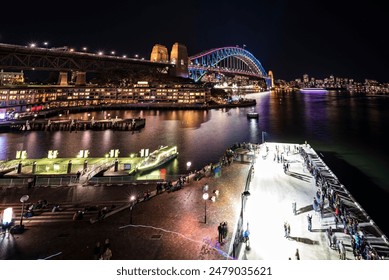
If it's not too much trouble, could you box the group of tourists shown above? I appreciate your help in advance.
[300,147,382,260]
[217,222,228,244]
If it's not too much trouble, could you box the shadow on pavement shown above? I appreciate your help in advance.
[289,236,319,245]
[287,171,311,182]
[296,204,313,215]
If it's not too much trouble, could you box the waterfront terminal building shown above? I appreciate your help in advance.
[0,81,210,118]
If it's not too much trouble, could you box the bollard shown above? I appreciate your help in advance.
[32,161,37,174]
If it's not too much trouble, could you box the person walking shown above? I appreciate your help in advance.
[339,241,346,260]
[286,223,290,238]
[101,238,112,260]
[307,214,312,231]
[292,200,297,215]
[222,221,228,240]
[93,241,102,260]
[295,248,300,260]
[102,247,112,260]
[218,223,223,244]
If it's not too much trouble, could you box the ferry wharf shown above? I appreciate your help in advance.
[0,142,388,260]
[0,117,145,132]
[240,142,389,260]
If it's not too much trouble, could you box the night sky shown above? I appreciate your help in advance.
[1,0,388,82]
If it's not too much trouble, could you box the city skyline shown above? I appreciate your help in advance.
[0,0,387,83]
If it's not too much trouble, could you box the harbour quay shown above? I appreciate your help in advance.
[0,117,145,132]
[240,142,389,260]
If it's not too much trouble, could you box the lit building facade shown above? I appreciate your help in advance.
[0,70,24,85]
[0,82,210,113]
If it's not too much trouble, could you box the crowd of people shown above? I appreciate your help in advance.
[300,147,383,260]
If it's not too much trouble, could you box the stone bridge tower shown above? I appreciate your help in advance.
[150,44,169,62]
[170,42,189,78]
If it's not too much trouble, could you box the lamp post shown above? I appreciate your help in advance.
[186,161,191,170]
[262,131,266,143]
[19,195,29,227]
[129,195,136,224]
[202,192,209,224]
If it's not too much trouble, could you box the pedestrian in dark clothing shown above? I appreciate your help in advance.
[76,170,81,182]
[103,238,111,252]
[295,248,300,260]
[307,214,312,231]
[222,222,228,239]
[292,201,297,215]
[286,223,290,238]
[93,241,102,260]
[218,223,223,243]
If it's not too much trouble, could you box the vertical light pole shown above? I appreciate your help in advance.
[19,195,29,227]
[129,195,136,224]
[202,193,209,224]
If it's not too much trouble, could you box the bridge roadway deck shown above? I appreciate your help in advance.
[0,142,388,260]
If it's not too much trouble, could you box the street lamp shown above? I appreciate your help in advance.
[129,195,136,224]
[262,131,267,143]
[186,161,191,170]
[19,195,29,227]
[202,192,209,224]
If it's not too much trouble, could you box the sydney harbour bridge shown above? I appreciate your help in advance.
[0,42,273,88]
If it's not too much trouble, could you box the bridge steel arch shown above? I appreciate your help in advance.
[188,47,270,86]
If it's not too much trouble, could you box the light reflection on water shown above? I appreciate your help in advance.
[1,91,388,190]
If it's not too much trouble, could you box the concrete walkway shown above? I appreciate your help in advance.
[239,142,389,260]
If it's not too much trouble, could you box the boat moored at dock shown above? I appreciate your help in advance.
[136,146,178,174]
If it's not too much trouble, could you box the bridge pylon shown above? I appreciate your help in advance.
[150,44,169,62]
[75,71,86,86]
[58,71,68,86]
[170,42,189,78]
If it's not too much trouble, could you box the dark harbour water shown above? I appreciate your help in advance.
[1,90,389,235]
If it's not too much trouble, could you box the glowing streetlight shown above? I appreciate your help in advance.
[186,161,192,170]
[202,192,209,224]
[19,195,29,227]
[129,195,136,224]
[82,47,87,52]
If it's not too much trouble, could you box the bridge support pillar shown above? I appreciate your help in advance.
[75,71,86,86]
[58,71,68,86]
[170,42,189,78]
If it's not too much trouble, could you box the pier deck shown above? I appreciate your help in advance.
[240,142,389,260]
